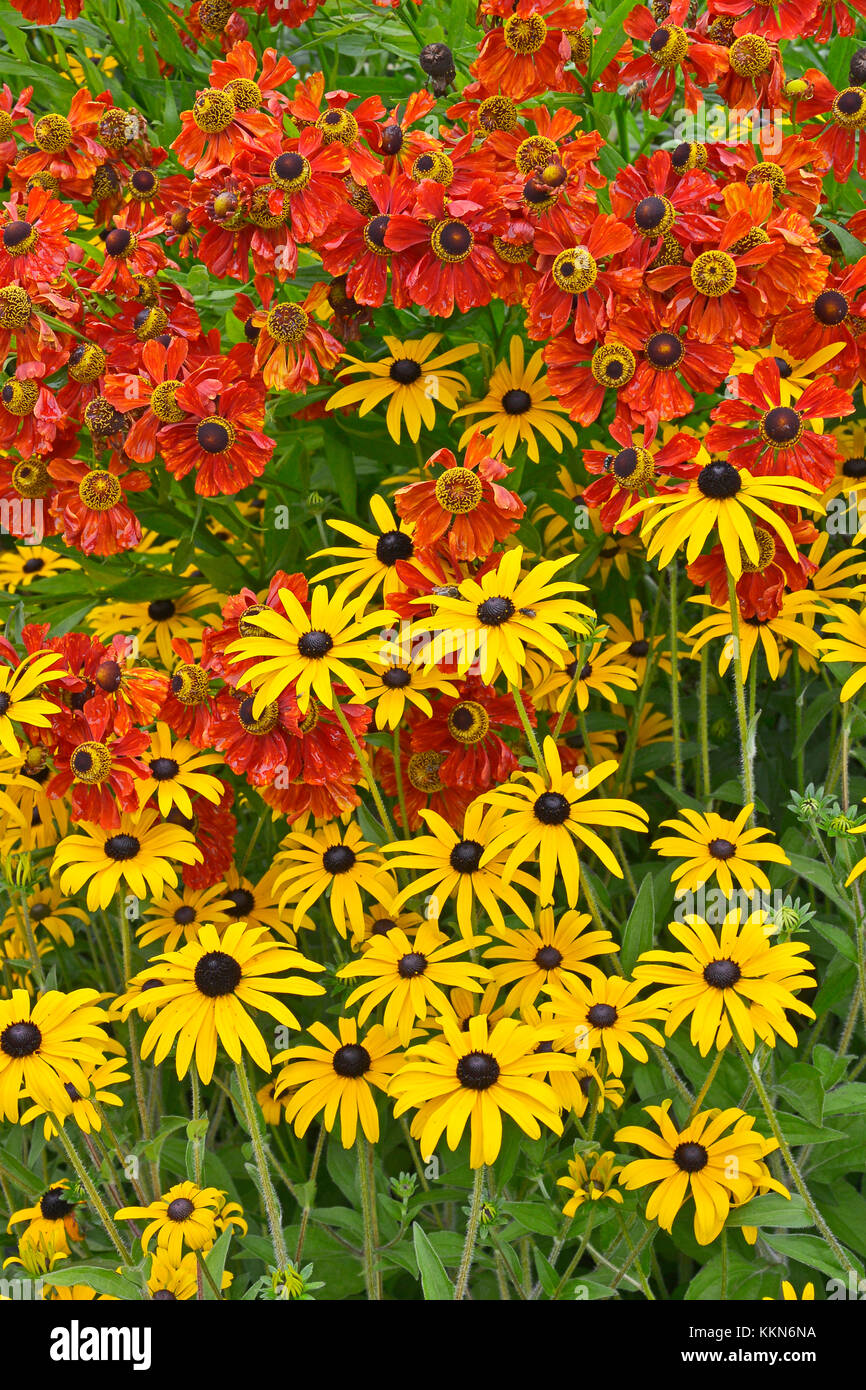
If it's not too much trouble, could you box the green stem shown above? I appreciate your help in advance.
[55,1125,131,1266]
[391,728,410,831]
[358,1134,382,1299]
[235,1058,289,1270]
[332,698,396,839]
[688,1046,725,1121]
[669,559,683,792]
[509,684,546,779]
[698,647,711,804]
[191,1072,203,1188]
[793,657,804,793]
[295,1125,326,1265]
[726,571,755,816]
[454,1164,485,1300]
[615,1210,655,1299]
[609,1223,656,1291]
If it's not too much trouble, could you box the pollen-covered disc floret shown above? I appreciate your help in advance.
[552,247,598,294]
[690,250,737,297]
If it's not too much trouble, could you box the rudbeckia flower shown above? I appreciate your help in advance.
[115,1182,233,1260]
[483,908,618,1012]
[819,603,866,702]
[138,881,235,953]
[52,808,204,910]
[130,921,325,1083]
[21,1053,130,1140]
[687,590,823,679]
[652,805,790,897]
[541,972,666,1074]
[326,334,476,443]
[338,919,490,1044]
[453,337,576,461]
[312,495,416,606]
[389,1013,578,1167]
[0,987,111,1122]
[275,821,396,938]
[135,722,224,820]
[558,1151,624,1217]
[8,1181,83,1255]
[634,911,816,1054]
[616,1100,777,1245]
[483,736,649,906]
[0,647,64,756]
[274,1017,405,1147]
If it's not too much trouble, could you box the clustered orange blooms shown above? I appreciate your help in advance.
[1,0,865,857]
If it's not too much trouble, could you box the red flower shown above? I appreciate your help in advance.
[471,0,584,102]
[765,258,866,388]
[611,149,722,270]
[88,211,167,299]
[13,89,105,197]
[103,338,195,464]
[158,361,274,497]
[374,90,439,178]
[0,282,76,372]
[646,209,773,344]
[179,787,237,891]
[711,0,819,41]
[0,84,33,183]
[527,212,642,343]
[172,85,279,176]
[208,40,297,119]
[614,300,734,429]
[384,178,508,317]
[374,732,474,832]
[583,419,701,533]
[394,433,525,563]
[408,678,528,791]
[706,357,853,489]
[543,333,637,426]
[49,458,149,556]
[688,514,818,620]
[47,706,148,829]
[319,171,418,309]
[0,366,63,458]
[251,283,342,392]
[0,186,77,287]
[619,1,722,117]
[285,73,384,185]
[798,69,866,184]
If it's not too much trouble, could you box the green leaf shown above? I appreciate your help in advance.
[0,1148,46,1198]
[824,1083,866,1116]
[775,1063,825,1127]
[786,853,855,920]
[620,873,655,972]
[816,218,866,263]
[810,919,858,965]
[201,1229,233,1300]
[685,1248,767,1300]
[772,1111,847,1147]
[412,1222,454,1300]
[711,779,769,814]
[503,1201,559,1238]
[589,0,639,80]
[726,1194,812,1229]
[761,1231,859,1281]
[43,1265,144,1299]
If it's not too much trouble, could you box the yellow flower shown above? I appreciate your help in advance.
[453,337,576,461]
[652,805,790,897]
[275,1017,404,1147]
[327,334,477,443]
[558,1151,624,1217]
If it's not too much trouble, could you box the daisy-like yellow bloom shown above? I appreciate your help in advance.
[633,911,815,1055]
[129,921,325,1084]
[0,750,69,853]
[221,863,288,937]
[558,1151,624,1217]
[483,736,649,906]
[764,1281,815,1301]
[822,421,866,506]
[20,1053,130,1140]
[603,598,672,681]
[138,880,235,952]
[337,920,490,1044]
[731,338,843,406]
[311,495,416,606]
[88,582,222,668]
[0,885,87,949]
[623,461,824,580]
[115,1182,231,1261]
[483,908,618,1013]
[0,650,65,757]
[383,801,540,938]
[135,722,224,819]
[687,590,823,680]
[572,1061,625,1118]
[0,545,78,591]
[275,821,395,938]
[352,901,423,950]
[800,533,866,612]
[257,1077,290,1125]
[819,603,866,702]
[147,1248,232,1300]
[453,337,576,462]
[326,334,477,443]
[416,546,593,687]
[652,805,790,897]
[228,579,389,716]
[52,809,203,911]
[541,973,665,1076]
[389,1013,578,1168]
[275,1017,405,1147]
[361,639,459,731]
[532,636,638,713]
[8,1182,83,1256]
[0,988,111,1122]
[616,1100,777,1245]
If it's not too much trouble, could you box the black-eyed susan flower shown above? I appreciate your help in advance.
[8,1181,83,1256]
[337,919,490,1044]
[634,911,816,1054]
[616,1100,776,1245]
[483,908,618,1013]
[531,636,639,713]
[623,461,824,581]
[652,806,790,897]
[115,1182,227,1261]
[20,1052,130,1140]
[0,885,86,948]
[483,736,649,905]
[274,1017,404,1147]
[542,973,665,1076]
[603,598,672,682]
[819,603,866,702]
[227,579,389,716]
[135,722,224,819]
[89,584,222,669]
[764,1281,815,1301]
[0,544,77,591]
[326,334,477,443]
[687,589,823,680]
[275,821,396,938]
[389,1013,578,1168]
[52,809,203,910]
[0,649,65,757]
[417,547,593,687]
[453,337,576,462]
[352,901,423,951]
[127,921,325,1083]
[138,880,235,952]
[361,640,459,731]
[147,1248,232,1300]
[0,987,111,1122]
[311,495,416,607]
[383,801,540,938]
[557,1151,624,1217]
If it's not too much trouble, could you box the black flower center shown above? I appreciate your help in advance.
[698,461,741,499]
[375,529,413,564]
[629,639,649,657]
[389,358,422,384]
[383,666,411,688]
[197,420,231,453]
[174,905,197,925]
[773,356,792,378]
[635,195,667,230]
[333,1043,371,1077]
[397,951,427,978]
[166,1197,196,1222]
[708,837,736,860]
[1,1020,41,1057]
[703,958,742,989]
[646,331,683,367]
[225,888,255,917]
[843,455,866,478]
[674,1141,708,1173]
[477,596,515,626]
[534,792,570,825]
[613,448,639,479]
[41,1188,73,1220]
[94,659,123,692]
[273,151,305,181]
[3,220,34,249]
[814,289,848,325]
[365,213,390,248]
[194,950,242,997]
[148,599,176,621]
[298,630,334,658]
[535,945,563,970]
[381,123,404,155]
[322,844,356,874]
[149,757,180,780]
[456,1050,500,1089]
[105,227,132,256]
[104,834,141,861]
[763,406,800,443]
[449,839,483,872]
[587,1003,617,1028]
[502,388,532,414]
